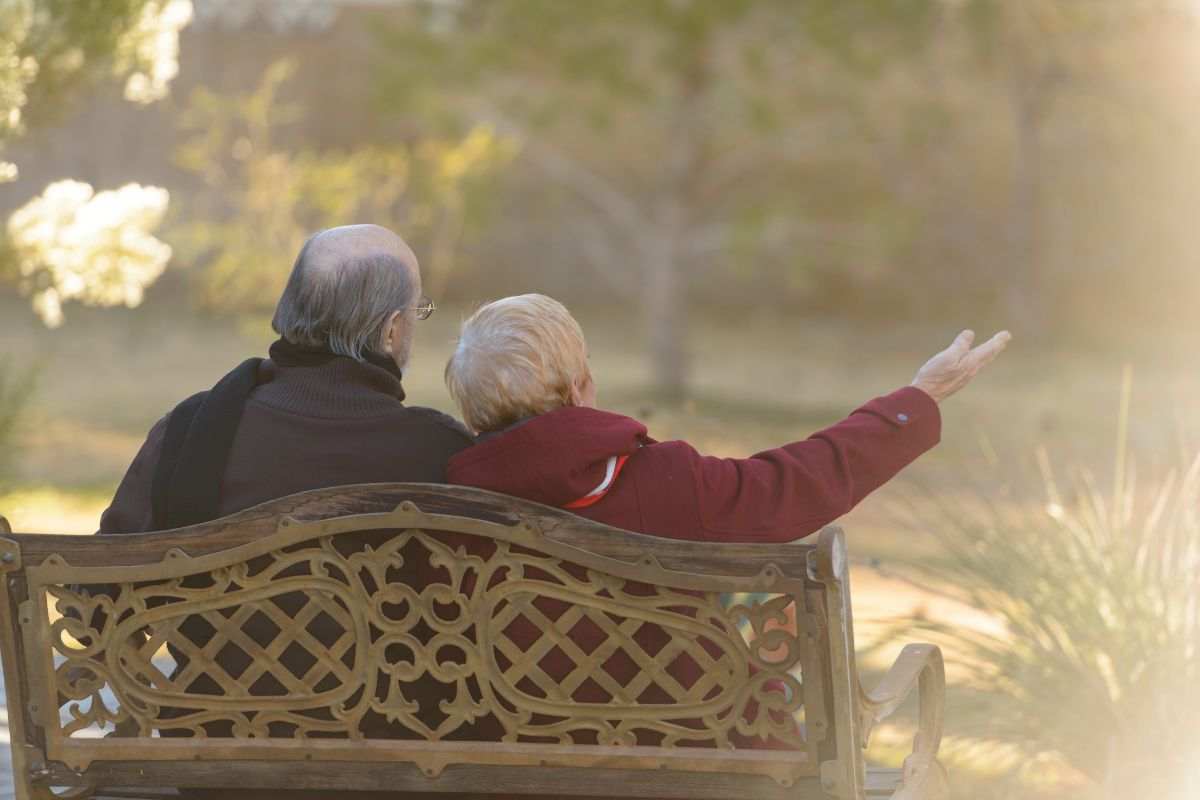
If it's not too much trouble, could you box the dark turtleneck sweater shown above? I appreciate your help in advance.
[99,356,472,534]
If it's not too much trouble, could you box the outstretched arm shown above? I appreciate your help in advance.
[676,330,1010,542]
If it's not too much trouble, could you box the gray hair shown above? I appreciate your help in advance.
[445,294,589,433]
[271,236,415,360]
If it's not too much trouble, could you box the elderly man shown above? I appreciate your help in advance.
[99,224,471,534]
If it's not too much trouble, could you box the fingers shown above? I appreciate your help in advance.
[965,330,1012,370]
[945,328,974,359]
[951,329,976,356]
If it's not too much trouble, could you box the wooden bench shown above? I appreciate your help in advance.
[0,484,947,799]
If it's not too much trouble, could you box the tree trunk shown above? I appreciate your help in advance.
[644,215,688,405]
[642,37,710,405]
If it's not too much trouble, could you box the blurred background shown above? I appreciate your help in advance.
[1,1,1199,798]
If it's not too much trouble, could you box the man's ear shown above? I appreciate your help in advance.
[382,310,403,355]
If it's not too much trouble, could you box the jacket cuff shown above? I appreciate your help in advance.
[861,386,942,445]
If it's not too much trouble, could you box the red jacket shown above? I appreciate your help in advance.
[448,386,940,542]
[446,386,939,750]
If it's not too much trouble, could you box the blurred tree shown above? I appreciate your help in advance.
[1,0,192,180]
[6,180,172,326]
[0,0,192,325]
[373,0,938,402]
[170,58,516,316]
[957,0,1181,334]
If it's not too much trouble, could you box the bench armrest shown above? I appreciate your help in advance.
[860,643,947,799]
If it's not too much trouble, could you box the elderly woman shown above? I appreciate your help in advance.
[445,294,1009,542]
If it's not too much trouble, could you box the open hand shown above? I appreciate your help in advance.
[912,330,1011,403]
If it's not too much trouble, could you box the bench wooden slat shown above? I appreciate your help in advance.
[58,760,819,799]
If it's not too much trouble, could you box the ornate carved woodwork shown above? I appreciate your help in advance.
[0,484,947,799]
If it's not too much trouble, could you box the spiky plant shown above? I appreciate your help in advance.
[888,373,1200,799]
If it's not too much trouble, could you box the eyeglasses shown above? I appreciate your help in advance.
[414,296,436,320]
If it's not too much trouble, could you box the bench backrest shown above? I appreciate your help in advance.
[0,484,866,799]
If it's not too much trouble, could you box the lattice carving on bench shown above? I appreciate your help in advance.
[45,528,809,749]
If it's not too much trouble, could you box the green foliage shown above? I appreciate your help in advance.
[16,0,151,126]
[1,0,189,325]
[0,0,35,166]
[888,377,1200,798]
[376,0,938,135]
[363,0,1200,344]
[170,59,516,315]
[0,0,180,146]
[371,0,947,398]
[799,0,938,73]
[958,0,1175,81]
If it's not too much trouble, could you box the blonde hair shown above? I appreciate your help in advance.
[445,294,589,433]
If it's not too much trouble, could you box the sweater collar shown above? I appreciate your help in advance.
[262,342,407,415]
[269,338,404,383]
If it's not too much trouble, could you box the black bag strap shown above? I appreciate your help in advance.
[150,358,263,530]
